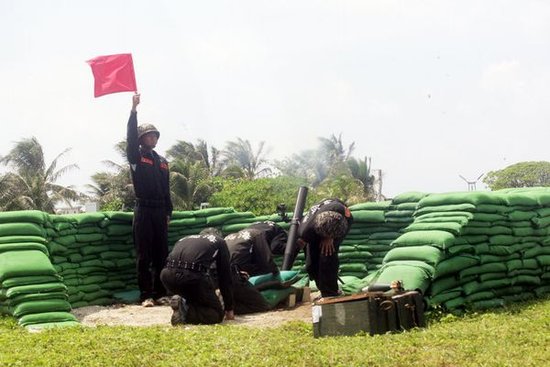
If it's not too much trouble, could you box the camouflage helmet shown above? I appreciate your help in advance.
[313,211,348,239]
[137,123,160,140]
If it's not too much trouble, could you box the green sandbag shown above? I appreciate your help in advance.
[248,271,299,287]
[508,211,536,221]
[169,217,207,227]
[60,212,106,226]
[392,192,428,204]
[221,223,251,233]
[464,290,495,303]
[367,232,402,240]
[0,210,48,224]
[206,212,255,226]
[99,251,130,260]
[350,210,385,223]
[472,213,507,222]
[3,282,67,299]
[428,288,462,305]
[7,292,68,306]
[260,287,294,308]
[418,192,504,207]
[349,201,392,210]
[0,250,57,282]
[0,235,47,245]
[75,233,104,243]
[462,279,511,296]
[18,311,78,326]
[54,235,77,246]
[373,262,433,293]
[479,272,507,282]
[403,222,463,236]
[383,246,443,266]
[0,242,49,256]
[443,296,465,310]
[192,207,235,217]
[488,235,518,246]
[415,203,476,216]
[80,245,110,256]
[536,255,550,266]
[12,299,72,317]
[532,216,550,228]
[435,254,479,278]
[385,210,415,218]
[393,202,419,211]
[339,263,368,273]
[340,276,369,295]
[463,226,512,236]
[430,275,476,295]
[81,275,109,285]
[103,211,134,222]
[0,222,45,237]
[106,224,132,236]
[460,263,508,278]
[415,216,470,225]
[392,230,455,249]
[82,290,111,302]
[1,274,62,288]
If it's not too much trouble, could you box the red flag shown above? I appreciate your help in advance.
[86,53,137,97]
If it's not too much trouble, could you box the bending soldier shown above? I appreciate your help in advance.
[224,222,287,315]
[160,228,235,325]
[298,198,353,298]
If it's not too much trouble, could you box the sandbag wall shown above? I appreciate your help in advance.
[375,188,550,313]
[48,212,137,308]
[341,192,426,279]
[0,211,78,329]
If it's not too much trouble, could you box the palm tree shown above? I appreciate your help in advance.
[221,138,272,179]
[86,141,134,211]
[167,139,223,176]
[0,137,80,213]
[318,133,355,167]
[347,156,375,199]
[169,159,214,210]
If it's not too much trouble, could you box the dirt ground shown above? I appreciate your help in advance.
[71,300,314,328]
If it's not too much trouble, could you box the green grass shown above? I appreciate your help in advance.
[1,298,550,367]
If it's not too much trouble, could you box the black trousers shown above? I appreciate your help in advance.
[133,205,168,301]
[305,238,342,297]
[160,268,224,324]
[232,274,271,315]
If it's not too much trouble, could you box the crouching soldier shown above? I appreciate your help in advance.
[298,198,353,299]
[224,222,287,314]
[160,228,234,325]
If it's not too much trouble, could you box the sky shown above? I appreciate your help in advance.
[1,0,549,199]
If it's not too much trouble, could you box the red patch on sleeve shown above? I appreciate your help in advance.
[140,157,154,165]
[160,162,169,170]
[344,207,351,218]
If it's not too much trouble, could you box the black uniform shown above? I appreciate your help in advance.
[127,111,173,302]
[160,234,234,324]
[224,226,283,315]
[298,198,353,297]
[246,221,288,255]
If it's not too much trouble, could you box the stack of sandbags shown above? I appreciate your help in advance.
[168,207,257,246]
[373,189,550,313]
[0,211,77,329]
[340,192,426,280]
[48,212,132,308]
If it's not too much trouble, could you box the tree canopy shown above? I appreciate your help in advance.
[483,161,550,190]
